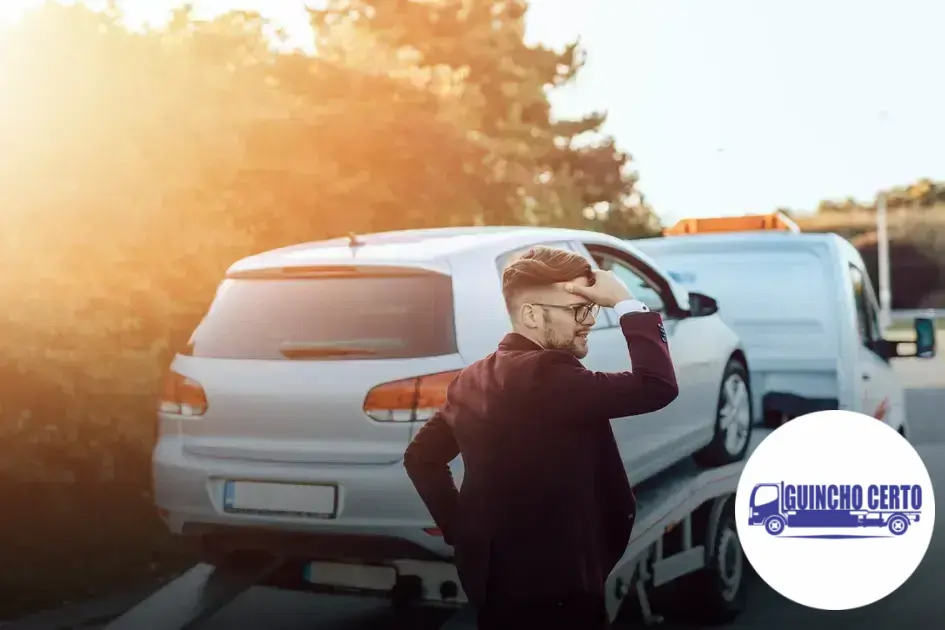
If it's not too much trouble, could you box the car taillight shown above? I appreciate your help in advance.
[159,370,208,416]
[363,370,460,422]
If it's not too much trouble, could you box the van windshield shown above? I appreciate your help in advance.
[639,250,828,321]
[185,272,457,360]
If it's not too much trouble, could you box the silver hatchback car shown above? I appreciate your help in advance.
[153,226,752,596]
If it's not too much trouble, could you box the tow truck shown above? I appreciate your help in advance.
[748,481,923,537]
[632,212,937,435]
[88,432,766,630]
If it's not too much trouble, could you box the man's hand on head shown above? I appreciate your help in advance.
[565,270,633,308]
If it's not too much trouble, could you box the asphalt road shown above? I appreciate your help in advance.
[10,341,945,630]
[659,444,945,630]
[658,339,945,630]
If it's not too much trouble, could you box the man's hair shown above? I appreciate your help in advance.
[501,246,594,311]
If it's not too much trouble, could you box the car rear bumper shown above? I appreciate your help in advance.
[153,434,455,561]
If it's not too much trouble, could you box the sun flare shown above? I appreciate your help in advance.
[0,1,316,44]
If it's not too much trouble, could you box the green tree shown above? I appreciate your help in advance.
[797,177,945,309]
[309,0,660,233]
[0,0,662,486]
[0,2,498,485]
[0,1,665,614]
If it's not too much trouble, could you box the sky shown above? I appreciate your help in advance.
[3,0,944,224]
[525,0,945,223]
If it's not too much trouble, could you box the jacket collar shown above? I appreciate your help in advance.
[498,332,544,352]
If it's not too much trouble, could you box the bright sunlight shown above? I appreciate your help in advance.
[0,1,317,47]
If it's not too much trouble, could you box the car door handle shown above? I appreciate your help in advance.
[862,373,870,381]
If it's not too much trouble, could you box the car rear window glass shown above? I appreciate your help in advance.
[185,272,457,360]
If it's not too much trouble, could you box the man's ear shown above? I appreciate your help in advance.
[520,303,542,329]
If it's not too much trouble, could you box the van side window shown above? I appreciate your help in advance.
[862,273,883,342]
[849,265,880,346]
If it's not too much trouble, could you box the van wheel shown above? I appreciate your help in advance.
[696,358,753,467]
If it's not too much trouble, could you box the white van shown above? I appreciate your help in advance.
[630,227,937,439]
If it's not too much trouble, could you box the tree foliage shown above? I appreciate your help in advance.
[852,228,945,310]
[308,0,655,231]
[784,177,945,216]
[0,1,657,487]
[790,178,945,309]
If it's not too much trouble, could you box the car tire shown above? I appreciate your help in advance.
[695,358,753,468]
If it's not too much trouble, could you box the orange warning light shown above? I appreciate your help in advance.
[663,212,800,236]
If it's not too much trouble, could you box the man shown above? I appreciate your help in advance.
[403,246,679,629]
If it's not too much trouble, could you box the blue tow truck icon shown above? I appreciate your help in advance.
[748,482,923,537]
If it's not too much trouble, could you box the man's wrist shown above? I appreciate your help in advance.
[603,292,634,308]
[613,299,650,316]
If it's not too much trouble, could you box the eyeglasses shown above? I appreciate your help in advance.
[530,302,600,324]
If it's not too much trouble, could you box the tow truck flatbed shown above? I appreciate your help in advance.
[95,432,766,630]
[604,452,751,624]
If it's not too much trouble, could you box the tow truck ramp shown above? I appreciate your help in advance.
[102,554,284,630]
[98,438,760,630]
[605,457,747,625]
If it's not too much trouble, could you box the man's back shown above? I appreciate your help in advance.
[450,332,633,598]
[403,250,678,628]
[404,311,678,607]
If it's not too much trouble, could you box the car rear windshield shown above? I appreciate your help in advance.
[184,270,458,360]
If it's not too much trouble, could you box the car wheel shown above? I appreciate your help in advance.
[695,358,753,468]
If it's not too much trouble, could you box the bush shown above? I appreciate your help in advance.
[852,224,945,310]
[797,211,945,309]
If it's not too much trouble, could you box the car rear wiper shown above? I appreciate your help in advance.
[278,340,403,359]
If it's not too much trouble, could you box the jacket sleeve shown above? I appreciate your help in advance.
[535,310,679,421]
[403,406,460,544]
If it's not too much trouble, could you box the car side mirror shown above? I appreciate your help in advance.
[873,317,937,360]
[688,291,719,317]
[914,317,937,358]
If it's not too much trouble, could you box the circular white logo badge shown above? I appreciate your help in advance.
[736,410,935,610]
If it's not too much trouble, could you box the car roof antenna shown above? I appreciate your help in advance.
[348,232,365,248]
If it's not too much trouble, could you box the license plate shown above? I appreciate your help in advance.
[303,562,398,591]
[223,481,337,518]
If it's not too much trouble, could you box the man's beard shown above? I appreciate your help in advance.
[542,329,585,358]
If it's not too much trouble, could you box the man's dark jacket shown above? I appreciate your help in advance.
[402,310,679,609]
